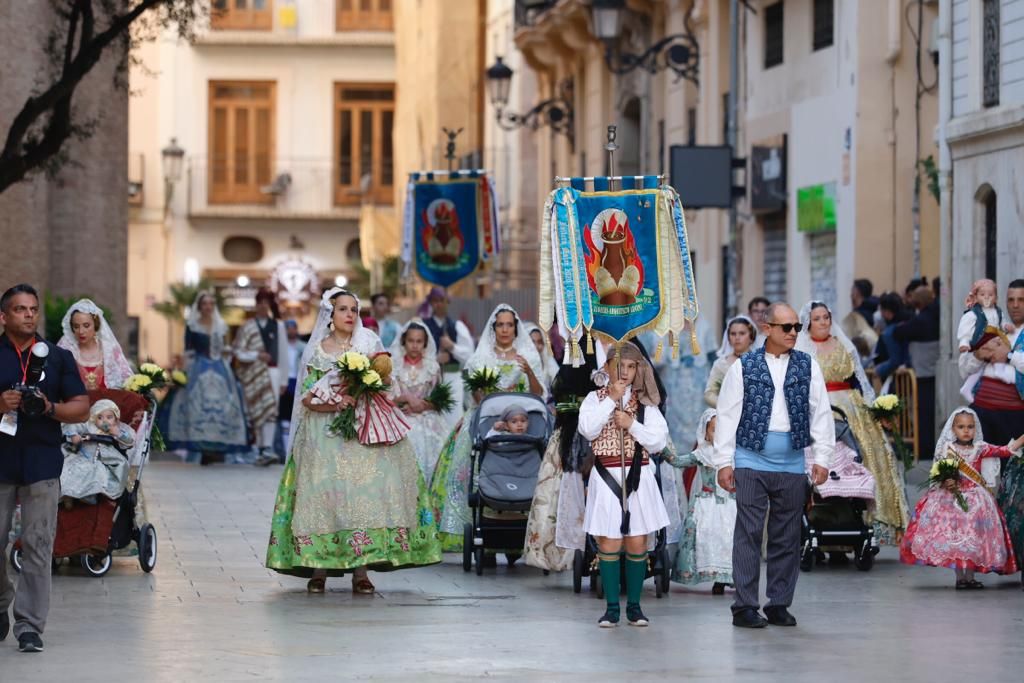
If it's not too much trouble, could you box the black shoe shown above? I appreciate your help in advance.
[0,610,8,641]
[765,606,798,626]
[711,582,726,595]
[598,607,620,628]
[626,603,649,627]
[732,608,768,628]
[18,631,43,653]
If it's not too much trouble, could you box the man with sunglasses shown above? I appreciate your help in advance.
[712,303,835,628]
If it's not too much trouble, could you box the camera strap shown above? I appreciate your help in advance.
[13,341,33,385]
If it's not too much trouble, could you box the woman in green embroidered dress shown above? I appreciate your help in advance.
[265,288,441,593]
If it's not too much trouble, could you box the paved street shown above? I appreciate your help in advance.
[2,461,1023,681]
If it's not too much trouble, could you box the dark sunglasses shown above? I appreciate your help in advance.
[766,322,803,334]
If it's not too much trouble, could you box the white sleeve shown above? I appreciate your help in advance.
[956,313,974,346]
[1008,351,1024,374]
[629,404,668,454]
[808,359,836,468]
[578,391,616,441]
[233,324,258,362]
[711,360,744,470]
[452,321,474,364]
[959,350,984,379]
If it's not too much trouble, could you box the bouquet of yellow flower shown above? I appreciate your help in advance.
[464,366,502,396]
[868,394,913,470]
[123,362,170,397]
[868,394,903,422]
[170,369,188,387]
[324,351,408,444]
[925,454,968,512]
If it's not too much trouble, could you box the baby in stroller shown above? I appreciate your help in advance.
[60,399,134,503]
[485,404,531,438]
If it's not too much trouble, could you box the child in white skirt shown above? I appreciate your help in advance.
[578,342,670,627]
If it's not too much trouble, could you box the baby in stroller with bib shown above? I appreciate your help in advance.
[60,399,134,504]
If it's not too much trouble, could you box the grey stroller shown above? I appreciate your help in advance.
[462,392,553,575]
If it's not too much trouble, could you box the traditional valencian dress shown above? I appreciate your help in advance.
[704,316,757,408]
[667,408,735,587]
[429,304,546,551]
[389,319,450,482]
[165,295,249,461]
[57,299,135,391]
[60,399,134,501]
[796,301,910,542]
[900,408,1020,575]
[266,292,440,576]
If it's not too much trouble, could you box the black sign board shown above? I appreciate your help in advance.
[669,145,734,209]
[750,135,787,213]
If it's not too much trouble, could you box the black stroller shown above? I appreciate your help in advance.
[571,451,673,599]
[9,390,158,578]
[800,407,879,572]
[462,392,553,575]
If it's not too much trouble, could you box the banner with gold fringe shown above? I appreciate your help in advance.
[539,176,699,365]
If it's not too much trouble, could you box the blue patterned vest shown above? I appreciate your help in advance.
[736,347,812,452]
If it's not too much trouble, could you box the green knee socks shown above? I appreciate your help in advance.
[598,552,622,615]
[625,552,648,607]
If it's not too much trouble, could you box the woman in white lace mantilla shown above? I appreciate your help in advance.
[429,303,546,552]
[57,299,134,391]
[266,289,441,594]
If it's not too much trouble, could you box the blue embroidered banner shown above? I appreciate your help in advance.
[574,189,663,343]
[402,172,498,288]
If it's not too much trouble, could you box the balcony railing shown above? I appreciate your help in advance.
[186,157,385,219]
[197,0,395,45]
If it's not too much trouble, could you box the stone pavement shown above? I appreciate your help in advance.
[2,462,1023,681]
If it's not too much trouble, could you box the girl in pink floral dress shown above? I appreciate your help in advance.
[900,407,1024,588]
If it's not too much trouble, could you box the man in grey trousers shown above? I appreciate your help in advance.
[0,284,89,652]
[713,303,835,628]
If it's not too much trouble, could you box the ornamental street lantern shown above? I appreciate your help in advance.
[161,137,185,185]
[485,56,513,111]
[590,0,625,41]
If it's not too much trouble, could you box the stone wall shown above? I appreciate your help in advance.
[0,2,128,339]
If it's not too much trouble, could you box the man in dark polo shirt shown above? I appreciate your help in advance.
[0,284,89,653]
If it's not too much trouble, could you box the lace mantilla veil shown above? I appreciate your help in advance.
[57,298,135,389]
[466,304,546,395]
[795,300,876,403]
[287,288,383,450]
[716,315,757,359]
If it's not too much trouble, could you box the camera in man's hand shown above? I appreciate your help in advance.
[13,342,50,417]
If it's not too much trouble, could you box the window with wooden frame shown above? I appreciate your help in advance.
[336,0,393,31]
[211,0,273,30]
[208,81,276,205]
[334,83,395,206]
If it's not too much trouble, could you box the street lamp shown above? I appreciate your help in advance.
[591,0,700,86]
[485,56,574,147]
[161,137,185,216]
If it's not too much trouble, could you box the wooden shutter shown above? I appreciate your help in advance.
[334,83,395,206]
[208,81,276,204]
[336,0,393,31]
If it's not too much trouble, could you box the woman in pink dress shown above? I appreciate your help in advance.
[900,407,1024,588]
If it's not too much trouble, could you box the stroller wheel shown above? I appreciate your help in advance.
[462,524,473,572]
[474,546,485,576]
[572,550,584,594]
[81,552,112,577]
[855,544,875,572]
[9,547,22,574]
[799,545,815,572]
[138,524,158,573]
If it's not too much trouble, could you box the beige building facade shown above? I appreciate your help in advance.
[129,0,398,363]
[506,0,940,329]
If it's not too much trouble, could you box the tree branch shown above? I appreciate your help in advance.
[0,0,170,193]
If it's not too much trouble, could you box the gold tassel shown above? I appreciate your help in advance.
[690,327,701,355]
[586,330,594,355]
[653,339,664,362]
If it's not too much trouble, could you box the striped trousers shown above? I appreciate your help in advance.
[731,468,807,613]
